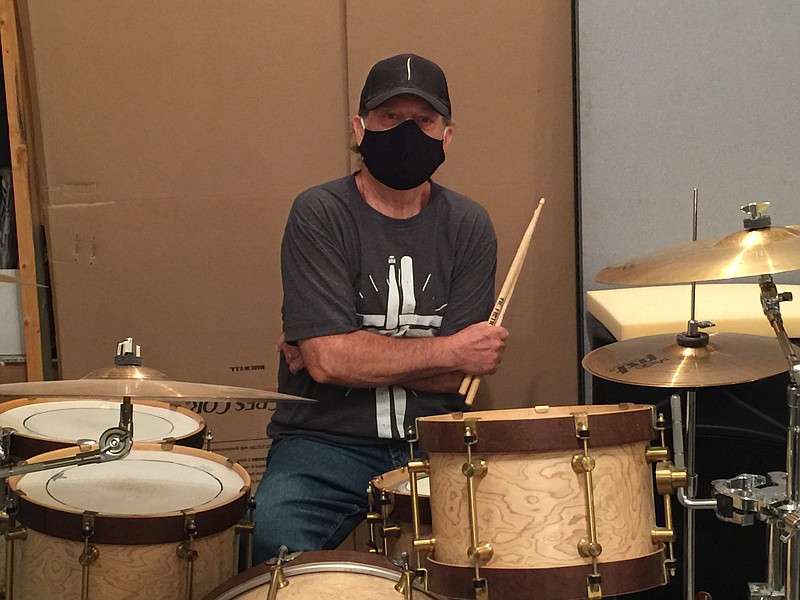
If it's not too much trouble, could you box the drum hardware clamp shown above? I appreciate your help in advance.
[176,512,199,600]
[571,412,603,600]
[79,512,99,600]
[266,545,291,599]
[648,412,683,579]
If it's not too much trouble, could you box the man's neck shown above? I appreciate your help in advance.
[355,169,430,219]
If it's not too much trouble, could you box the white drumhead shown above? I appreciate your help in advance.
[391,474,430,497]
[0,400,201,442]
[16,448,245,516]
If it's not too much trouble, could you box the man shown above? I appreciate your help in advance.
[253,53,508,562]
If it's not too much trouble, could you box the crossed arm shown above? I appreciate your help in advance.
[278,321,508,393]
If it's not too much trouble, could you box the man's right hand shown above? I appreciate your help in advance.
[448,321,509,375]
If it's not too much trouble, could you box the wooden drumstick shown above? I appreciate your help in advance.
[459,198,546,406]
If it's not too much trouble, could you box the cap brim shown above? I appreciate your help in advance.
[363,86,450,117]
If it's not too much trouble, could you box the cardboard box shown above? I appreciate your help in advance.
[20,1,577,483]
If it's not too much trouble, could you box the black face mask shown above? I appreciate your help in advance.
[358,119,446,190]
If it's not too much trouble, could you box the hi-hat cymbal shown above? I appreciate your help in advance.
[0,272,46,287]
[582,332,793,388]
[596,225,800,285]
[0,363,313,403]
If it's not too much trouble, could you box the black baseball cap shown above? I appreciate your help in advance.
[359,54,451,118]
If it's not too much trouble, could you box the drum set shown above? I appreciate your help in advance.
[357,202,800,600]
[0,201,797,599]
[0,338,312,600]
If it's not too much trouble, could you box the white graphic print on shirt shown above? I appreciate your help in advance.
[359,255,444,438]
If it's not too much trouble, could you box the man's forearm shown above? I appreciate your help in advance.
[298,330,457,387]
[297,321,507,389]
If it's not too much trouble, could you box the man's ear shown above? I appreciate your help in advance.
[442,125,454,151]
[352,115,366,146]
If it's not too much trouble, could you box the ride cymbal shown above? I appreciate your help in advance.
[0,363,313,403]
[596,225,800,286]
[582,332,793,388]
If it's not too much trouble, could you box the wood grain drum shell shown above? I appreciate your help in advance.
[415,404,667,600]
[7,443,251,600]
[0,397,206,459]
[200,550,445,600]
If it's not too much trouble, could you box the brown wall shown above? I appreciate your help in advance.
[19,0,576,443]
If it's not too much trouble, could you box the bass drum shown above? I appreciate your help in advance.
[201,550,444,600]
[0,397,206,459]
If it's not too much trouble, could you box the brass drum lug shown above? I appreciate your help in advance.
[651,528,675,544]
[79,544,100,567]
[578,538,603,558]
[467,542,494,564]
[571,454,595,474]
[413,536,436,553]
[235,522,255,535]
[645,446,670,463]
[407,458,430,475]
[365,511,383,524]
[5,526,26,542]
[655,461,689,495]
[380,523,401,539]
[176,541,199,562]
[462,459,488,478]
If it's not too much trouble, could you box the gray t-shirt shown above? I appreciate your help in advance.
[269,173,497,444]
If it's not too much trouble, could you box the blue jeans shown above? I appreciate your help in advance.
[252,435,412,563]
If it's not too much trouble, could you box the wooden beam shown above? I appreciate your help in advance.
[0,0,43,381]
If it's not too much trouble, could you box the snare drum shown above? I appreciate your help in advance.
[0,397,206,459]
[201,550,443,599]
[9,443,250,600]
[415,404,667,600]
[368,467,432,559]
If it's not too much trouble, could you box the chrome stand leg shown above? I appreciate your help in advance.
[684,391,697,600]
[786,385,800,600]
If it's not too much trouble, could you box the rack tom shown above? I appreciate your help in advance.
[8,442,250,600]
[0,397,206,459]
[415,404,667,600]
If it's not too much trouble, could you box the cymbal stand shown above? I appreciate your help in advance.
[759,274,800,600]
[709,274,799,599]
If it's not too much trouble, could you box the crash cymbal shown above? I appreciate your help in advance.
[582,332,793,388]
[0,363,313,403]
[596,225,800,285]
[0,272,46,287]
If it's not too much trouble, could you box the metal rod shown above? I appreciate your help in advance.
[685,390,697,600]
[767,520,787,594]
[691,188,698,323]
[677,489,716,509]
[787,384,800,600]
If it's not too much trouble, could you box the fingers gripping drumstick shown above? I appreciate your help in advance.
[459,198,546,406]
